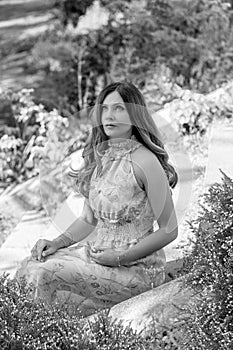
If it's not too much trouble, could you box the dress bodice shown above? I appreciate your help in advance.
[88,136,157,250]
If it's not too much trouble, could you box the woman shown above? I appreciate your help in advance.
[16,81,178,316]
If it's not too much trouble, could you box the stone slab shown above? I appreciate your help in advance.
[105,276,195,335]
[0,211,51,276]
[0,193,84,277]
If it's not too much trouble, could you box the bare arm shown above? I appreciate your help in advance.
[31,198,97,260]
[119,147,178,265]
[52,198,98,249]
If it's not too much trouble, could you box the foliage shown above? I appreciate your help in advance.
[24,0,233,114]
[169,90,214,138]
[182,170,233,349]
[150,81,233,141]
[0,89,67,185]
[30,26,114,113]
[0,89,89,187]
[2,0,233,111]
[144,0,233,91]
[54,0,95,27]
[207,81,233,120]
[30,32,81,114]
[0,211,18,247]
[107,0,233,91]
[59,0,233,92]
[0,274,178,350]
[0,273,84,349]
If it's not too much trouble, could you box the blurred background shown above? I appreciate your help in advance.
[0,0,233,242]
[0,3,233,347]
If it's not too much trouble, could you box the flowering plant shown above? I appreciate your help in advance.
[0,89,69,185]
[182,170,233,349]
[0,89,89,189]
[0,274,177,349]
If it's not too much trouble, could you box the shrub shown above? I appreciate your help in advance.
[161,82,233,147]
[207,81,233,121]
[0,274,178,350]
[164,87,216,141]
[182,170,233,349]
[30,29,110,115]
[0,89,89,187]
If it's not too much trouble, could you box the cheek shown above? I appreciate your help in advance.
[100,111,106,124]
[121,113,131,126]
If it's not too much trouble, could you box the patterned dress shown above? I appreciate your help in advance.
[16,136,166,315]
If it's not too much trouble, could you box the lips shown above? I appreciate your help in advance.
[104,124,117,127]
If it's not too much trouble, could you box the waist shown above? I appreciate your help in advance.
[88,218,154,249]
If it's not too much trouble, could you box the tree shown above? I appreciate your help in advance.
[33,0,233,114]
[54,0,95,27]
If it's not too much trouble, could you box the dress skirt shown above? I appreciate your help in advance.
[16,237,166,316]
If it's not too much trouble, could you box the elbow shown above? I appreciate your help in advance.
[164,226,178,243]
[80,214,98,227]
[170,227,178,241]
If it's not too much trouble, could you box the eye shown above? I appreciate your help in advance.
[101,105,108,112]
[115,105,124,111]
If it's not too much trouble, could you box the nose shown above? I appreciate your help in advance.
[103,106,115,121]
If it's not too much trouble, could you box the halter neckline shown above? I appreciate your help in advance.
[107,134,137,149]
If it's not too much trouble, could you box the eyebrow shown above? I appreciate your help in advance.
[102,102,125,107]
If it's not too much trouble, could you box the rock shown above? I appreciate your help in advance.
[0,210,52,276]
[0,191,84,276]
[0,176,42,212]
[108,276,195,336]
[165,258,184,282]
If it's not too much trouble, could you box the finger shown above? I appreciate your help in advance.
[31,242,39,255]
[31,250,37,260]
[37,242,47,261]
[31,246,36,256]
[90,257,102,265]
[31,245,39,259]
[42,247,54,258]
[89,251,96,258]
[90,247,104,253]
[94,247,104,252]
[89,251,103,259]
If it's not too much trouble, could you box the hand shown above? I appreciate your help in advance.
[31,239,58,261]
[89,247,121,267]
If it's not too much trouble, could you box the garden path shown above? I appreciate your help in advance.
[203,119,233,186]
[0,119,232,277]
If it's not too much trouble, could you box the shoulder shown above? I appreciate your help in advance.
[131,144,167,190]
[131,144,162,170]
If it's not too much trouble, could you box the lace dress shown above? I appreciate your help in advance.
[16,137,166,315]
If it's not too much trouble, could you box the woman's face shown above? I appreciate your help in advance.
[101,91,132,140]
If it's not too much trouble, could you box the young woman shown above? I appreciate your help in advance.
[16,81,178,315]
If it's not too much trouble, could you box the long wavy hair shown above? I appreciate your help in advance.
[76,81,178,198]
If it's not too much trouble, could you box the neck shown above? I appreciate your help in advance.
[108,134,135,145]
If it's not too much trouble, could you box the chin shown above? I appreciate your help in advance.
[104,129,118,138]
[104,128,132,140]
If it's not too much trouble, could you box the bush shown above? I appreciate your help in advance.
[30,29,110,115]
[170,90,213,137]
[0,274,178,350]
[161,82,233,147]
[0,89,89,187]
[207,81,233,121]
[182,170,233,349]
